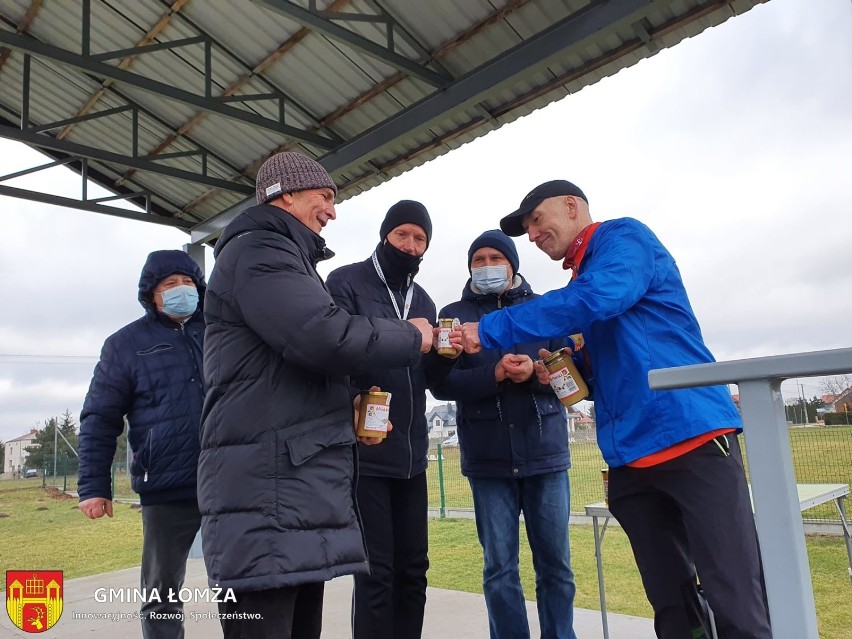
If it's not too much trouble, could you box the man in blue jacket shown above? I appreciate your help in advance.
[432,230,577,639]
[460,181,771,639]
[326,200,459,639]
[78,249,206,639]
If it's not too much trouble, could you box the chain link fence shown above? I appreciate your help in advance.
[32,424,850,523]
[427,425,852,524]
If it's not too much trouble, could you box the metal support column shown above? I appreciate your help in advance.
[648,347,852,639]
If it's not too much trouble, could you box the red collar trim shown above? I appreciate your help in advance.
[562,222,601,275]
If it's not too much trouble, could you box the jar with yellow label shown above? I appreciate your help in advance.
[356,391,392,439]
[601,467,609,506]
[541,348,589,407]
[436,318,459,357]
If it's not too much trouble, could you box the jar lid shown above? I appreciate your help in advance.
[542,349,567,366]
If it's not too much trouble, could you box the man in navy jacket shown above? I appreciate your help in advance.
[78,249,206,639]
[432,230,577,639]
[326,201,459,639]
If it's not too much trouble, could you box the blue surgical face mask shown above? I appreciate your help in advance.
[160,284,198,318]
[471,265,510,295]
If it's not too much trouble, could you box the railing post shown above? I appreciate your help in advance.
[738,379,818,637]
[649,347,852,639]
[436,443,446,518]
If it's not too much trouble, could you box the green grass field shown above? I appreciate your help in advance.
[6,425,850,636]
[2,479,851,638]
[429,427,852,519]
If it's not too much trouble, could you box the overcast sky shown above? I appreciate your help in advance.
[1,0,851,443]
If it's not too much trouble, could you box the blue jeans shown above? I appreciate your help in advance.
[469,472,577,639]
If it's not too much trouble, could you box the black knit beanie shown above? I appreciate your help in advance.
[467,230,519,276]
[379,200,432,246]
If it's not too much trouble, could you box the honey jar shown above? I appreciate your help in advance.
[437,318,459,357]
[355,391,392,439]
[541,348,589,407]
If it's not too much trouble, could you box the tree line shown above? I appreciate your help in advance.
[21,410,129,475]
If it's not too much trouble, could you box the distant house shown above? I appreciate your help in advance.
[565,408,595,432]
[829,388,852,414]
[4,429,38,476]
[426,403,457,439]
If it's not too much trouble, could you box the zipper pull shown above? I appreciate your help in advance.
[144,471,148,482]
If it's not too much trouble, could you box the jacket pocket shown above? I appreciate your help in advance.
[136,344,174,356]
[287,428,355,465]
[275,426,357,530]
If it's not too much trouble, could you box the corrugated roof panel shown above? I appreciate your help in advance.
[0,0,769,233]
[185,0,307,60]
[382,0,510,54]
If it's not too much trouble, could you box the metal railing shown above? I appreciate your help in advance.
[648,347,852,639]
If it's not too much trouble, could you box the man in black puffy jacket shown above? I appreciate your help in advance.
[199,153,435,639]
[78,249,206,639]
[326,201,459,639]
[431,230,578,639]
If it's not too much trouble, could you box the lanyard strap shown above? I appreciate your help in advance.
[372,251,414,320]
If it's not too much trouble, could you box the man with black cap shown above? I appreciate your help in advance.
[431,229,578,639]
[326,200,460,639]
[199,153,436,639]
[459,182,772,639]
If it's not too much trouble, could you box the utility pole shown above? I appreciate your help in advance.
[799,383,808,425]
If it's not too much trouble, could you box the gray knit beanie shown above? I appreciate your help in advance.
[255,152,337,205]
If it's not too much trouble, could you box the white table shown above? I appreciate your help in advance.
[584,483,852,639]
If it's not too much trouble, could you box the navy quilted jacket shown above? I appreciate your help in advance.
[78,250,206,505]
[432,275,571,478]
[326,249,454,479]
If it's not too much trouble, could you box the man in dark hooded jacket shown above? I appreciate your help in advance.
[326,201,459,639]
[199,152,435,639]
[431,230,577,639]
[78,249,206,639]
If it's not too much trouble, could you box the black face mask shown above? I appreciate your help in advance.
[377,240,423,284]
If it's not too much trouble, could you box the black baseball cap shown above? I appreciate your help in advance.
[499,179,588,237]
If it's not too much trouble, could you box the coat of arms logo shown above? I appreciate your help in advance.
[6,571,64,633]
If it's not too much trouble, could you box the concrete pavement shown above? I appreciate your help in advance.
[1,558,654,638]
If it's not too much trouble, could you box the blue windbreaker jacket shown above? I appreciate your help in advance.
[478,218,741,467]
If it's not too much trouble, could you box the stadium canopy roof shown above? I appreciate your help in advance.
[0,0,766,245]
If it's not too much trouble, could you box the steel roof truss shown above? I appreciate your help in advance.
[88,35,207,63]
[0,31,335,149]
[0,123,254,195]
[0,151,190,229]
[320,0,649,174]
[27,104,133,134]
[252,0,452,87]
[0,183,191,228]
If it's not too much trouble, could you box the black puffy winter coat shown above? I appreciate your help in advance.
[432,276,571,478]
[78,250,206,505]
[198,205,424,592]
[326,249,454,478]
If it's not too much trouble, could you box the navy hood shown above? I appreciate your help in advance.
[138,250,206,310]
